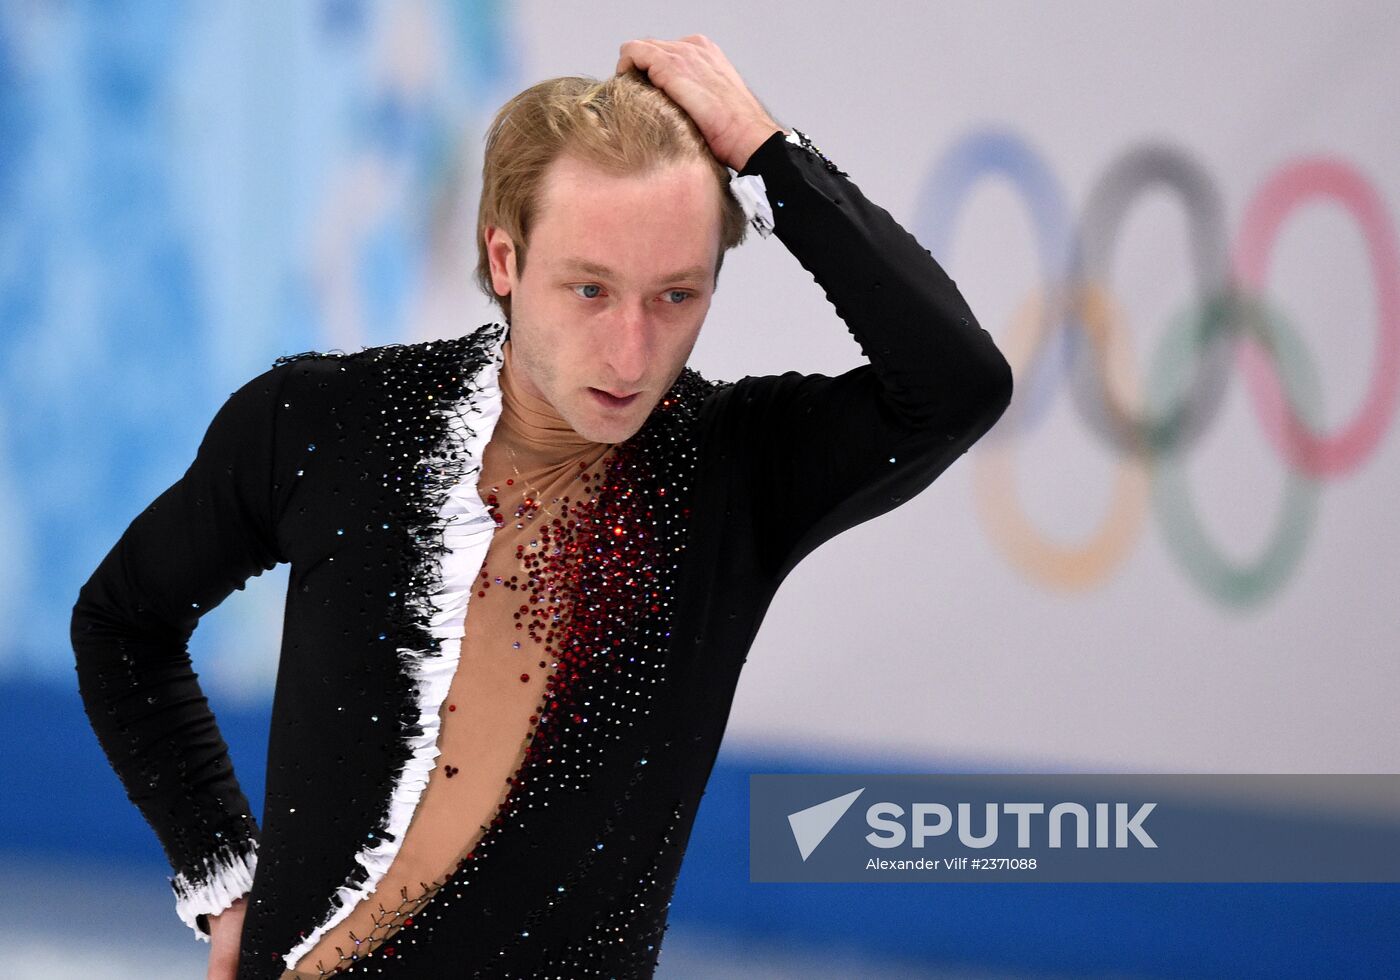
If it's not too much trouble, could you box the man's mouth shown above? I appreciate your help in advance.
[589,387,640,409]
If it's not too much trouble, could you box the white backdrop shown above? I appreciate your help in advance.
[494,1,1400,775]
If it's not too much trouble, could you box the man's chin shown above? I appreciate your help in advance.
[581,417,646,445]
[568,398,653,445]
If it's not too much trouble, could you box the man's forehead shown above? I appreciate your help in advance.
[533,155,720,281]
[539,153,716,214]
[546,150,706,184]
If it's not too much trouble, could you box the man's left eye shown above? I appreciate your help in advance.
[665,290,693,304]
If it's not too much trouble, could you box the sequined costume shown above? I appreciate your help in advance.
[72,128,1013,978]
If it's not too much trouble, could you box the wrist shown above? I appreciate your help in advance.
[729,122,786,172]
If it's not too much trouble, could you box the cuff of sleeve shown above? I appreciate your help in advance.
[728,128,847,239]
[170,836,260,943]
[739,128,846,179]
[727,129,789,240]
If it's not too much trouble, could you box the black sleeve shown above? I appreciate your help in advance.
[70,362,290,941]
[732,128,1013,582]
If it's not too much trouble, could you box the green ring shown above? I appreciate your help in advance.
[1148,290,1323,609]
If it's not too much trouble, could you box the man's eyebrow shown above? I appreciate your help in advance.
[560,258,710,283]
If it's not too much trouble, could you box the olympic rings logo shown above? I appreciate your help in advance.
[913,130,1399,607]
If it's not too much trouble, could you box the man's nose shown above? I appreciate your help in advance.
[601,301,651,386]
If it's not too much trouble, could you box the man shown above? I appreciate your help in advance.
[72,35,1012,979]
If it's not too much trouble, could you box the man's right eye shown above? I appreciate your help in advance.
[571,283,604,300]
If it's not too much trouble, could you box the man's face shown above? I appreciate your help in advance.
[484,151,721,444]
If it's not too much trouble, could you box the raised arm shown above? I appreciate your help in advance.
[612,36,1012,581]
[729,126,1013,581]
[70,362,290,940]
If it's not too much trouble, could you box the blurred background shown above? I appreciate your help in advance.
[2,0,1397,976]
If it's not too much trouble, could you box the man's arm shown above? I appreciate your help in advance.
[730,127,1013,581]
[611,36,1012,580]
[70,362,290,940]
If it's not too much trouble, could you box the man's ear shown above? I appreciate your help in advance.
[484,225,516,298]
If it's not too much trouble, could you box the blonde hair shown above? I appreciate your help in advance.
[474,68,750,324]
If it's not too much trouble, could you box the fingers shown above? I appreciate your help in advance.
[616,36,714,76]
[617,38,668,76]
[616,38,655,76]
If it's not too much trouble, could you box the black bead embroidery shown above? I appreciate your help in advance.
[789,127,848,177]
[273,331,725,977]
[266,323,509,970]
[520,800,689,978]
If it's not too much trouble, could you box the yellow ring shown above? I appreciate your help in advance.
[972,284,1150,590]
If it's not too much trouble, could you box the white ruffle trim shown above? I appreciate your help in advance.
[171,836,260,942]
[281,328,508,973]
[728,129,808,239]
[729,172,774,239]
